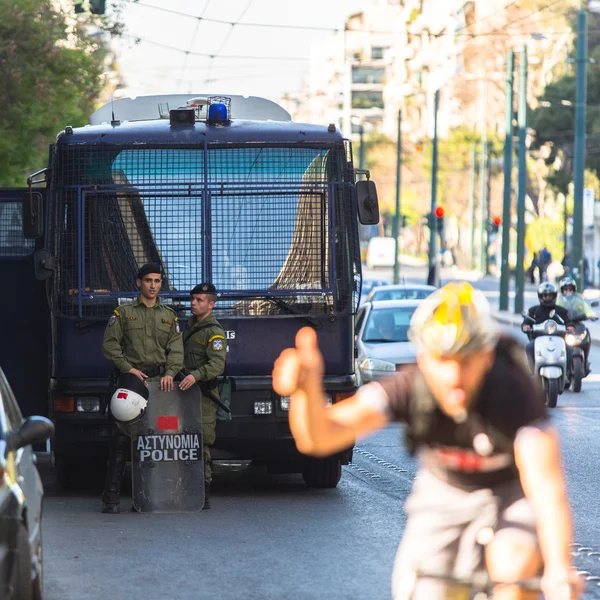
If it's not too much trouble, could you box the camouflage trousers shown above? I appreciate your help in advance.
[202,394,217,483]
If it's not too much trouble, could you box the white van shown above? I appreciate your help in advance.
[366,236,396,268]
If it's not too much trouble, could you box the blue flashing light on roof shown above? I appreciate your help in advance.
[207,103,229,125]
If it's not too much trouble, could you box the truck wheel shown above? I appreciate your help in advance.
[302,457,342,488]
[572,357,584,393]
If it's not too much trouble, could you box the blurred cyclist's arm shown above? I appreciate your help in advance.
[273,327,391,456]
[515,425,577,597]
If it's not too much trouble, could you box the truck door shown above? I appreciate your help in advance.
[0,189,49,417]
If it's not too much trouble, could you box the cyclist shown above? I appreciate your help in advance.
[273,282,580,600]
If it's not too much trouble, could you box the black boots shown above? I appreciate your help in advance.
[203,482,211,510]
[101,432,128,514]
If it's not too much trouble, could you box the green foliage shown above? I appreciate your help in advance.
[526,218,565,261]
[529,8,600,194]
[0,0,107,185]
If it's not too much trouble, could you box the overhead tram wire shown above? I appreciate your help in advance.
[124,0,574,39]
[205,0,255,85]
[120,33,308,61]
[176,0,212,92]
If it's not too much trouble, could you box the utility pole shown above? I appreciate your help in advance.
[572,9,588,290]
[500,49,514,311]
[515,45,528,314]
[358,123,365,173]
[469,143,477,271]
[478,79,488,273]
[393,110,402,284]
[428,90,440,287]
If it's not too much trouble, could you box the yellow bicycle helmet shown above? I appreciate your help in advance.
[408,282,498,358]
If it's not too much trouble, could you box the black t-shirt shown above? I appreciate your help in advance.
[374,337,548,488]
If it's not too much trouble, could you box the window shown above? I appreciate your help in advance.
[352,66,386,84]
[351,90,384,109]
[0,202,34,257]
[363,307,417,343]
[371,46,389,60]
[0,368,23,431]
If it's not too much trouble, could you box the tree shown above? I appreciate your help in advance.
[0,0,115,185]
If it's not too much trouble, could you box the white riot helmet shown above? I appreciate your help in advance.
[110,373,150,424]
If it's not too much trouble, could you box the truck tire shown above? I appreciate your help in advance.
[302,457,342,488]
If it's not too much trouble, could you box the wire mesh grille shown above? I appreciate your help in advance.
[50,142,360,319]
[0,200,34,258]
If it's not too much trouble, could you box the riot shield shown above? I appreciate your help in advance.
[130,382,204,513]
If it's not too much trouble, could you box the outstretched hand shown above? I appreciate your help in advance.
[273,327,324,398]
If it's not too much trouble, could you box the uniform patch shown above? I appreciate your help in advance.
[175,322,180,333]
[194,338,206,345]
[162,318,172,325]
[212,339,224,351]
[113,309,120,317]
[108,315,116,326]
[128,316,137,321]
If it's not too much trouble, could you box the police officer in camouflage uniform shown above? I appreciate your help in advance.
[179,283,226,510]
[101,262,184,514]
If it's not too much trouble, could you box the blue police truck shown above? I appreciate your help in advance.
[0,95,379,488]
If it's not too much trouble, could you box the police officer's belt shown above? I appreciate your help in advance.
[142,365,166,378]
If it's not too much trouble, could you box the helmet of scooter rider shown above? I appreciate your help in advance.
[408,281,498,358]
[559,276,577,295]
[110,372,150,424]
[537,282,558,308]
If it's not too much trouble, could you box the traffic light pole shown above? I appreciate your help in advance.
[478,79,488,274]
[515,45,528,314]
[428,90,440,287]
[469,143,477,270]
[500,50,514,311]
[393,110,402,284]
[485,142,492,275]
[572,10,588,290]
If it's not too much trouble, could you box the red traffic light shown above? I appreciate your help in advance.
[434,206,444,219]
[493,216,501,226]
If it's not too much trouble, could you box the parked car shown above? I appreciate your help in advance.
[359,277,389,305]
[365,283,436,304]
[354,300,420,385]
[366,236,396,268]
[0,367,54,599]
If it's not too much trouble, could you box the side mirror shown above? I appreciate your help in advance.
[356,180,380,225]
[592,301,599,308]
[22,190,44,239]
[34,249,55,281]
[6,416,54,454]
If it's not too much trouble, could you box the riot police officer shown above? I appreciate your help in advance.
[179,283,227,510]
[101,262,184,514]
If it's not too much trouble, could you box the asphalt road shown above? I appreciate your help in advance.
[38,264,600,599]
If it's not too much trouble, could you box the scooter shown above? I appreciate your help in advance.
[565,319,591,393]
[521,311,568,408]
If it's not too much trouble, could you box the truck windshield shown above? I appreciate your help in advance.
[53,143,359,318]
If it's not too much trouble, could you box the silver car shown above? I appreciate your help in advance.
[0,367,54,599]
[355,300,420,385]
[365,283,436,304]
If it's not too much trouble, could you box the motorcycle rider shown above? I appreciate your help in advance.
[556,276,597,372]
[522,282,571,374]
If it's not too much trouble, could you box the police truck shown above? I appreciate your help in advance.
[0,94,379,488]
